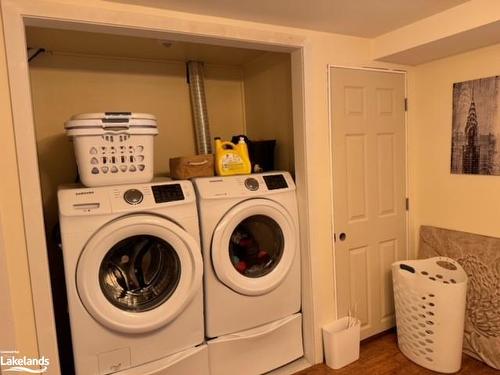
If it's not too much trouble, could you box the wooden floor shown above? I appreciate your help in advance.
[294,330,497,375]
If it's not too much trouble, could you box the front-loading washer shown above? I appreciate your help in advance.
[58,180,208,375]
[193,172,303,374]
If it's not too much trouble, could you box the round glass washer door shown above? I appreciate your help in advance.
[211,199,296,296]
[77,214,202,334]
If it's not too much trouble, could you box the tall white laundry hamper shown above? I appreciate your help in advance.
[392,257,467,373]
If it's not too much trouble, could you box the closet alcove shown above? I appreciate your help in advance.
[26,25,295,373]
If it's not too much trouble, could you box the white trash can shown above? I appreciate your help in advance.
[322,317,360,370]
[392,257,468,373]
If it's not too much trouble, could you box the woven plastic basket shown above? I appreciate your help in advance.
[65,112,158,187]
[392,257,467,373]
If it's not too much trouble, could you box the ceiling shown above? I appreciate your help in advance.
[26,27,268,66]
[109,0,470,38]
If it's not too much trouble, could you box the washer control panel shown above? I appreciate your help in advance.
[59,180,195,217]
[151,183,185,203]
[244,177,259,191]
[123,189,143,205]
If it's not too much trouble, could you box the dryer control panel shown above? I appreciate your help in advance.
[193,171,295,199]
[263,174,288,190]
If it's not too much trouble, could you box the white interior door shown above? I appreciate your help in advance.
[330,67,407,339]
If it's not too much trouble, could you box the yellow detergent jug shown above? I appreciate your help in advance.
[214,137,251,176]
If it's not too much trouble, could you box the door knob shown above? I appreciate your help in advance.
[339,232,347,241]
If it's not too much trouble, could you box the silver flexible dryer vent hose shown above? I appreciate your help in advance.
[187,61,212,155]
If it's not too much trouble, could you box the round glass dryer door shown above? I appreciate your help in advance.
[228,215,284,278]
[212,199,296,296]
[77,214,202,334]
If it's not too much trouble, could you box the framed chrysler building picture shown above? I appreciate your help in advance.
[451,75,499,175]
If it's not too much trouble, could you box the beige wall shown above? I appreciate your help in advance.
[409,43,500,250]
[243,52,294,172]
[0,0,407,365]
[30,52,246,232]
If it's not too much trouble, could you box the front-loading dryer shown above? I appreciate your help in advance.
[58,180,208,375]
[194,172,301,337]
[193,172,303,374]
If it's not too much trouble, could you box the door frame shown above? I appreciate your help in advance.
[0,213,16,352]
[327,65,410,319]
[1,0,316,372]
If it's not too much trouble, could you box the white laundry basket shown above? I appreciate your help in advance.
[65,112,158,187]
[392,257,468,373]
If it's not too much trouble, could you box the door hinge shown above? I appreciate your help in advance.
[405,198,409,211]
[404,98,408,112]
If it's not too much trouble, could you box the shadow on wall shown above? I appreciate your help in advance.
[30,50,190,76]
[36,132,77,233]
[36,132,77,375]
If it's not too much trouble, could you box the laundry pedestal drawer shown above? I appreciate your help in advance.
[208,313,303,375]
[118,345,209,375]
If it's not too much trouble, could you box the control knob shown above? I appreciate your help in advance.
[123,189,143,205]
[244,178,259,191]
